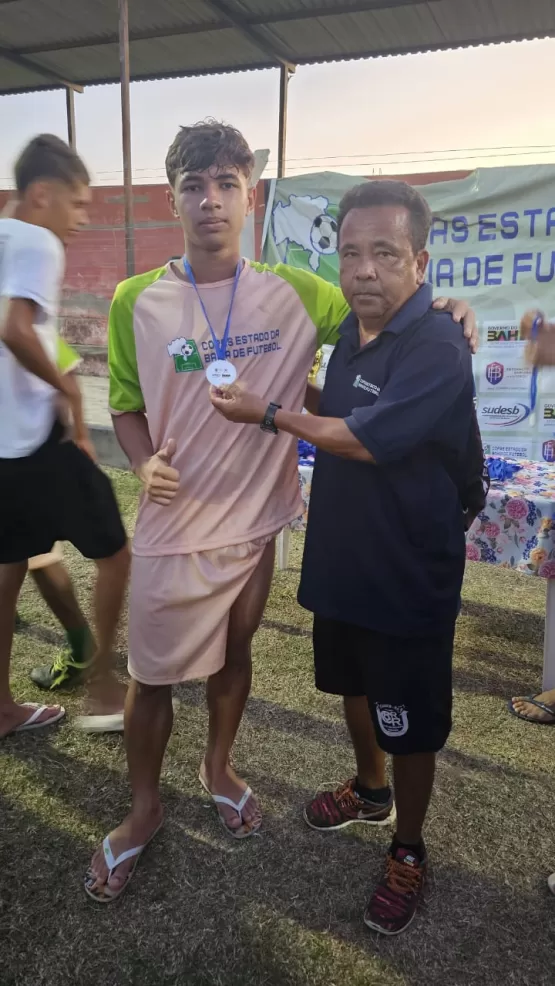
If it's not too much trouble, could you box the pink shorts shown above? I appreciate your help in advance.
[128,535,274,686]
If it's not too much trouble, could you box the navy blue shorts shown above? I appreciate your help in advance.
[313,615,454,755]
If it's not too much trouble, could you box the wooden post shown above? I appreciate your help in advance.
[65,86,76,147]
[118,0,134,277]
[277,64,294,179]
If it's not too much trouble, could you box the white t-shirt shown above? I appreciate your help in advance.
[0,218,65,458]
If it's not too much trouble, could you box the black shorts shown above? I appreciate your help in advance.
[313,616,454,755]
[0,422,127,564]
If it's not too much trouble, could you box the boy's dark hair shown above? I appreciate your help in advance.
[165,119,255,186]
[337,179,432,253]
[14,134,90,193]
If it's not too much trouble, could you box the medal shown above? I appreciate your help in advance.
[183,257,241,384]
[205,359,237,387]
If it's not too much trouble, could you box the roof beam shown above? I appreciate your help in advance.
[13,2,436,57]
[0,44,83,90]
[200,0,295,68]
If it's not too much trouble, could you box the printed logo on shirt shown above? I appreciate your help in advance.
[375,704,409,737]
[353,374,380,396]
[167,337,203,373]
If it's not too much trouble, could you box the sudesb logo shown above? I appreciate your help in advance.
[480,403,530,426]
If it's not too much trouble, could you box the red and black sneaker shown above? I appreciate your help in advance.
[303,778,395,831]
[364,844,427,935]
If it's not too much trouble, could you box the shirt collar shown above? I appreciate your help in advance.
[338,283,433,340]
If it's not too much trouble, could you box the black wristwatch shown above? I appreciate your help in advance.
[260,402,282,434]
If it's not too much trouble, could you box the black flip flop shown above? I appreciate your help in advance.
[507,695,555,725]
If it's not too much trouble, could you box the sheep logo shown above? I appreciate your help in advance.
[167,337,203,373]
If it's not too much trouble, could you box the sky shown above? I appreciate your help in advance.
[0,37,554,186]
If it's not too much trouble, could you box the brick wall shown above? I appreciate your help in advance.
[0,182,267,359]
[0,169,466,372]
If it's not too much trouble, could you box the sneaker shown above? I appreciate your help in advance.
[548,872,555,895]
[30,649,90,691]
[364,845,427,935]
[303,778,395,831]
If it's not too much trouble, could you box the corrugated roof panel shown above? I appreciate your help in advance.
[1,0,218,49]
[264,6,444,58]
[30,30,265,84]
[432,0,555,43]
[0,0,554,95]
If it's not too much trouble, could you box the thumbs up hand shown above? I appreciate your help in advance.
[137,438,180,505]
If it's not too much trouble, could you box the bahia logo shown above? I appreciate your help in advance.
[480,402,530,427]
[485,361,504,385]
[543,440,555,463]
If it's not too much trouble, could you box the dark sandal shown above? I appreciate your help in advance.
[507,695,555,725]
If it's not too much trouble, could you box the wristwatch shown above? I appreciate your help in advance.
[260,402,282,434]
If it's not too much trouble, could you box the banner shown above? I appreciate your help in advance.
[262,165,555,462]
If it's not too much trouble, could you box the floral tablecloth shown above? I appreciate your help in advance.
[293,461,555,579]
[466,460,555,577]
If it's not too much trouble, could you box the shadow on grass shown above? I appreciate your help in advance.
[460,599,544,644]
[1,756,555,986]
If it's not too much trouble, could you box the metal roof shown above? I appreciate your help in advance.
[1,0,554,95]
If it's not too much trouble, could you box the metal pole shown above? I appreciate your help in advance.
[277,64,294,179]
[118,0,134,277]
[65,86,76,147]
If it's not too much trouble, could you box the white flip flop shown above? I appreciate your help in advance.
[73,712,124,733]
[199,774,262,840]
[84,821,163,903]
[6,703,66,737]
[74,698,180,734]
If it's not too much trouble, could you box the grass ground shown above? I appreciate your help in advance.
[2,467,555,986]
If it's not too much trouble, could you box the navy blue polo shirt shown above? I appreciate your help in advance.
[297,283,474,637]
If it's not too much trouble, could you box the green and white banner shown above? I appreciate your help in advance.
[262,165,555,462]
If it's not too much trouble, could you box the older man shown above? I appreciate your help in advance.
[211,179,484,936]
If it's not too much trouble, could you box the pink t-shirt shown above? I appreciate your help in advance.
[108,260,348,555]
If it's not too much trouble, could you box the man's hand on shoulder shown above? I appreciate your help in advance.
[137,438,180,506]
[432,297,478,354]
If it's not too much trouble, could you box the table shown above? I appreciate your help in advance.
[277,460,555,690]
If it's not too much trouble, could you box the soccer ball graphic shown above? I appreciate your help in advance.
[180,342,194,358]
[310,214,338,256]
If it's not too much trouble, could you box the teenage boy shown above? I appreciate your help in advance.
[85,122,477,901]
[0,135,129,739]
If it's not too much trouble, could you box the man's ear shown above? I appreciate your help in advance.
[167,187,179,219]
[416,249,429,285]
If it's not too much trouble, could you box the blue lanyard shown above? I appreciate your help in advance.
[529,314,541,413]
[183,258,241,362]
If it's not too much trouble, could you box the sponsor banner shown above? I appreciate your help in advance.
[482,321,521,346]
[476,394,533,433]
[540,400,555,433]
[476,342,531,393]
[483,440,535,460]
[263,164,555,461]
[537,439,555,463]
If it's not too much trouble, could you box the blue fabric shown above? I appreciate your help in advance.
[529,314,541,412]
[298,439,316,465]
[486,456,522,482]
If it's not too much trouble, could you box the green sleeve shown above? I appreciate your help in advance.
[56,336,81,374]
[249,261,349,347]
[108,267,165,413]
